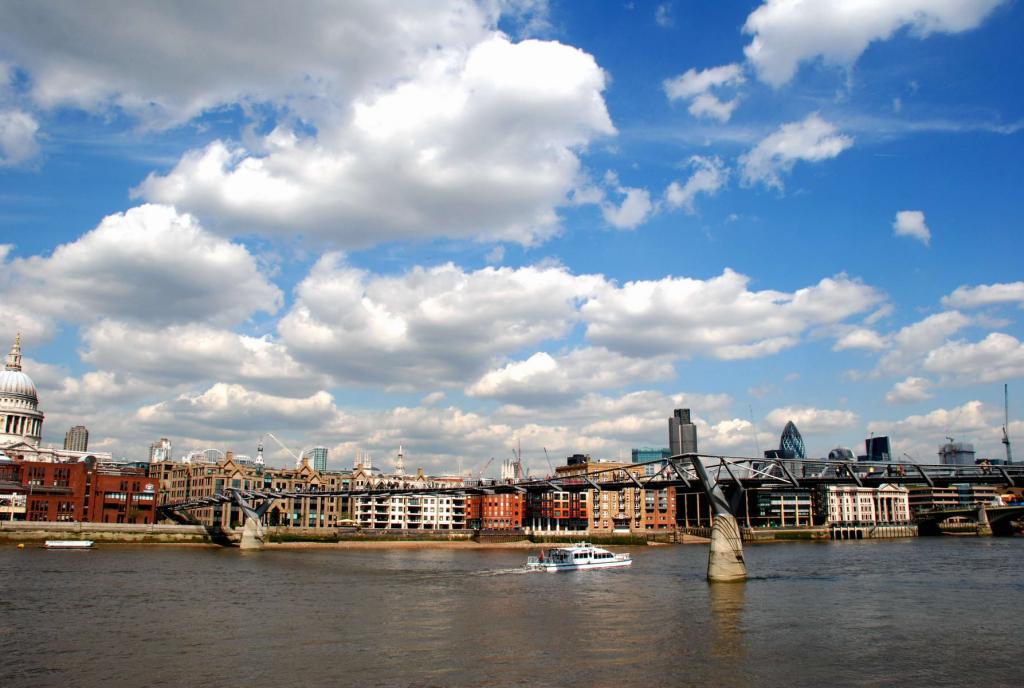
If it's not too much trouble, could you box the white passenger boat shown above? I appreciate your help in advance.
[44,540,94,549]
[526,542,631,572]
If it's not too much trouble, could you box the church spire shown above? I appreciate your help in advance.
[5,333,22,372]
[395,444,406,475]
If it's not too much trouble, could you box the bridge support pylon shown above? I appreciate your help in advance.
[690,456,747,583]
[708,513,747,582]
[239,516,266,550]
[976,506,993,537]
[232,491,273,550]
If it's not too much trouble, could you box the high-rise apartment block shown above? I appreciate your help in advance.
[149,438,172,464]
[305,446,329,472]
[63,425,89,452]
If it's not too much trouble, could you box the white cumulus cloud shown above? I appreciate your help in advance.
[874,311,970,377]
[922,333,1024,384]
[663,63,744,122]
[739,113,853,189]
[80,321,326,397]
[279,255,604,388]
[466,348,675,406]
[893,210,931,245]
[664,156,729,214]
[582,269,882,359]
[885,376,934,404]
[0,109,39,166]
[867,400,997,461]
[601,184,655,230]
[942,281,1024,309]
[0,1,496,128]
[833,327,887,352]
[763,406,859,434]
[135,34,615,247]
[136,383,341,438]
[743,0,1007,86]
[9,204,281,327]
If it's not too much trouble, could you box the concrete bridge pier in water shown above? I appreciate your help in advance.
[690,455,747,583]
[232,491,273,550]
[976,505,993,537]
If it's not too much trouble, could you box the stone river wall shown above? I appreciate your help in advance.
[0,521,214,544]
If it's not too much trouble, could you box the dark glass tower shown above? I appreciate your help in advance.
[669,408,698,456]
[865,435,891,462]
[779,421,806,459]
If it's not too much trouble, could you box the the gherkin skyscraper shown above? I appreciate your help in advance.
[780,421,806,459]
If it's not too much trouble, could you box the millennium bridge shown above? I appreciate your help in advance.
[158,454,1024,583]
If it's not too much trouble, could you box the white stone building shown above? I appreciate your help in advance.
[0,335,111,463]
[0,334,43,448]
[824,483,911,525]
[353,493,467,530]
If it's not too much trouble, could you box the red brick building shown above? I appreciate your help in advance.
[0,458,157,524]
[553,458,678,534]
[527,490,590,532]
[89,469,158,524]
[466,492,525,530]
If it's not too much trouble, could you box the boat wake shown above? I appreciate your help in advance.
[471,567,534,576]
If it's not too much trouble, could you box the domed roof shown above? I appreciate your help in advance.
[0,334,38,402]
[0,369,38,401]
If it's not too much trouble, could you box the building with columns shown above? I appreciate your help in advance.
[822,484,911,526]
[0,334,44,449]
[0,335,112,463]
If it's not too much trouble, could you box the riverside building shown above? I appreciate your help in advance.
[750,489,814,527]
[821,484,911,538]
[152,452,352,529]
[466,492,525,530]
[0,457,157,523]
[551,456,677,534]
[353,493,466,530]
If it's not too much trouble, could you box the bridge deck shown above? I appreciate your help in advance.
[159,455,1024,513]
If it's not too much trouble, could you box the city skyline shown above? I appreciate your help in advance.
[1,1,1022,470]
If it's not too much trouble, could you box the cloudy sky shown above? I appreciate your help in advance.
[1,1,1022,473]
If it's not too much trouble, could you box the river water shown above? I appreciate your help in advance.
[1,538,1021,687]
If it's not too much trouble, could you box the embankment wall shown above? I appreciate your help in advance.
[0,521,213,544]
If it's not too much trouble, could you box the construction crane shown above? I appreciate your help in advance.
[258,433,309,469]
[476,457,494,481]
[543,447,555,476]
[510,440,525,480]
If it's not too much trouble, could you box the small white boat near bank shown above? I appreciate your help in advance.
[526,542,631,572]
[44,540,94,549]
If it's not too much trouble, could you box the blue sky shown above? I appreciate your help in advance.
[1,1,1022,472]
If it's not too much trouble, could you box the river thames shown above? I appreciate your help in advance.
[1,538,1021,687]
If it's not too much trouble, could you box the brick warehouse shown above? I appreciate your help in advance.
[0,457,157,524]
